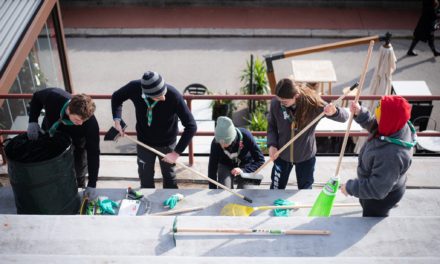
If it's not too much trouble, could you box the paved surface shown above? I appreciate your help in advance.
[1,214,439,257]
[1,188,439,217]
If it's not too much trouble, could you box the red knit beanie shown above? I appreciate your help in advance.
[378,96,412,136]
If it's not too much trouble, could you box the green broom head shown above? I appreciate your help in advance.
[308,176,340,217]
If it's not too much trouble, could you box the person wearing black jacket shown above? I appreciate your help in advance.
[407,0,440,56]
[111,71,197,188]
[27,88,100,191]
[208,116,265,189]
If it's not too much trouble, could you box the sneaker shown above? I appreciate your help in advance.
[407,50,418,56]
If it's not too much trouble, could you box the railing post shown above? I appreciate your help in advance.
[0,134,6,165]
[185,98,194,166]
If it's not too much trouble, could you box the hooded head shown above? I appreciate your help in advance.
[376,95,412,136]
[215,116,237,145]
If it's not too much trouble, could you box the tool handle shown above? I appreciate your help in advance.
[254,83,358,175]
[125,136,252,203]
[335,40,374,176]
[174,228,330,235]
[152,206,204,216]
[256,202,359,211]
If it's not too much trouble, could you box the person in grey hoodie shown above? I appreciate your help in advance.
[267,78,349,189]
[341,96,416,217]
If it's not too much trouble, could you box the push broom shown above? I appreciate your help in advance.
[251,81,359,177]
[309,40,375,217]
[220,202,360,216]
[104,123,253,203]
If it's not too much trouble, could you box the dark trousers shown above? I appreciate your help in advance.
[360,186,405,217]
[216,163,254,189]
[270,157,315,189]
[72,137,87,188]
[137,144,177,189]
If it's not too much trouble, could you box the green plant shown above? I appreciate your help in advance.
[245,110,268,153]
[240,56,269,113]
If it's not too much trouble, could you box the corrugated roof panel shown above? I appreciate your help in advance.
[0,0,42,74]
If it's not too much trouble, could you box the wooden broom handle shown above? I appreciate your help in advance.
[334,40,375,177]
[124,136,252,203]
[152,206,204,216]
[174,228,330,235]
[255,202,359,210]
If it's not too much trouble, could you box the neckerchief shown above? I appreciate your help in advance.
[49,100,74,136]
[378,121,418,149]
[221,128,244,167]
[280,104,296,123]
[143,96,159,127]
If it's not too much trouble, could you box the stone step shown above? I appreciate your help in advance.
[0,215,439,257]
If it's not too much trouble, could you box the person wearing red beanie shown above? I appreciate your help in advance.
[341,95,417,217]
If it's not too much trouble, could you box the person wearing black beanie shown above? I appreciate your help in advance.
[111,71,197,188]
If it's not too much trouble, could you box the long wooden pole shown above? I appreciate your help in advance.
[124,136,253,203]
[334,40,375,177]
[173,227,330,235]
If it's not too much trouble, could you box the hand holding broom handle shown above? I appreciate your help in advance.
[124,136,253,203]
[253,82,359,175]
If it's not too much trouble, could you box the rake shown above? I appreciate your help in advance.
[171,216,330,246]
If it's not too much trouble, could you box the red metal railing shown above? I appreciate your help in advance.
[1,94,440,166]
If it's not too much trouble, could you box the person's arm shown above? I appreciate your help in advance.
[84,117,100,188]
[174,95,197,154]
[208,140,220,189]
[28,89,48,123]
[242,130,265,173]
[111,82,135,121]
[345,150,403,199]
[324,104,349,122]
[351,102,376,132]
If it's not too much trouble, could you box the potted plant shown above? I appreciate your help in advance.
[211,91,236,123]
[239,55,270,114]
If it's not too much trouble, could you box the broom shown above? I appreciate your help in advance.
[309,40,375,217]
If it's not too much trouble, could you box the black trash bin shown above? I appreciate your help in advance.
[4,132,80,214]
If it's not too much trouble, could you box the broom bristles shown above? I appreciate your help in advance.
[308,176,340,217]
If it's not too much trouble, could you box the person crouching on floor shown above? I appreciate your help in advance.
[208,116,265,189]
[341,96,417,217]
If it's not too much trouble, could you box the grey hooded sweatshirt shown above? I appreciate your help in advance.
[345,107,414,199]
[267,98,349,163]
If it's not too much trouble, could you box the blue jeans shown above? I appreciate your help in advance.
[270,157,316,189]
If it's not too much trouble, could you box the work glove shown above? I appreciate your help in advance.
[27,122,41,140]
[163,193,184,209]
[84,187,97,200]
[98,198,119,215]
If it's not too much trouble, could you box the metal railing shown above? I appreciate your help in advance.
[1,93,440,166]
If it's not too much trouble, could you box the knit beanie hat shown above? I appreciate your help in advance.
[141,71,167,98]
[215,116,237,145]
[275,78,296,99]
[378,95,412,136]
